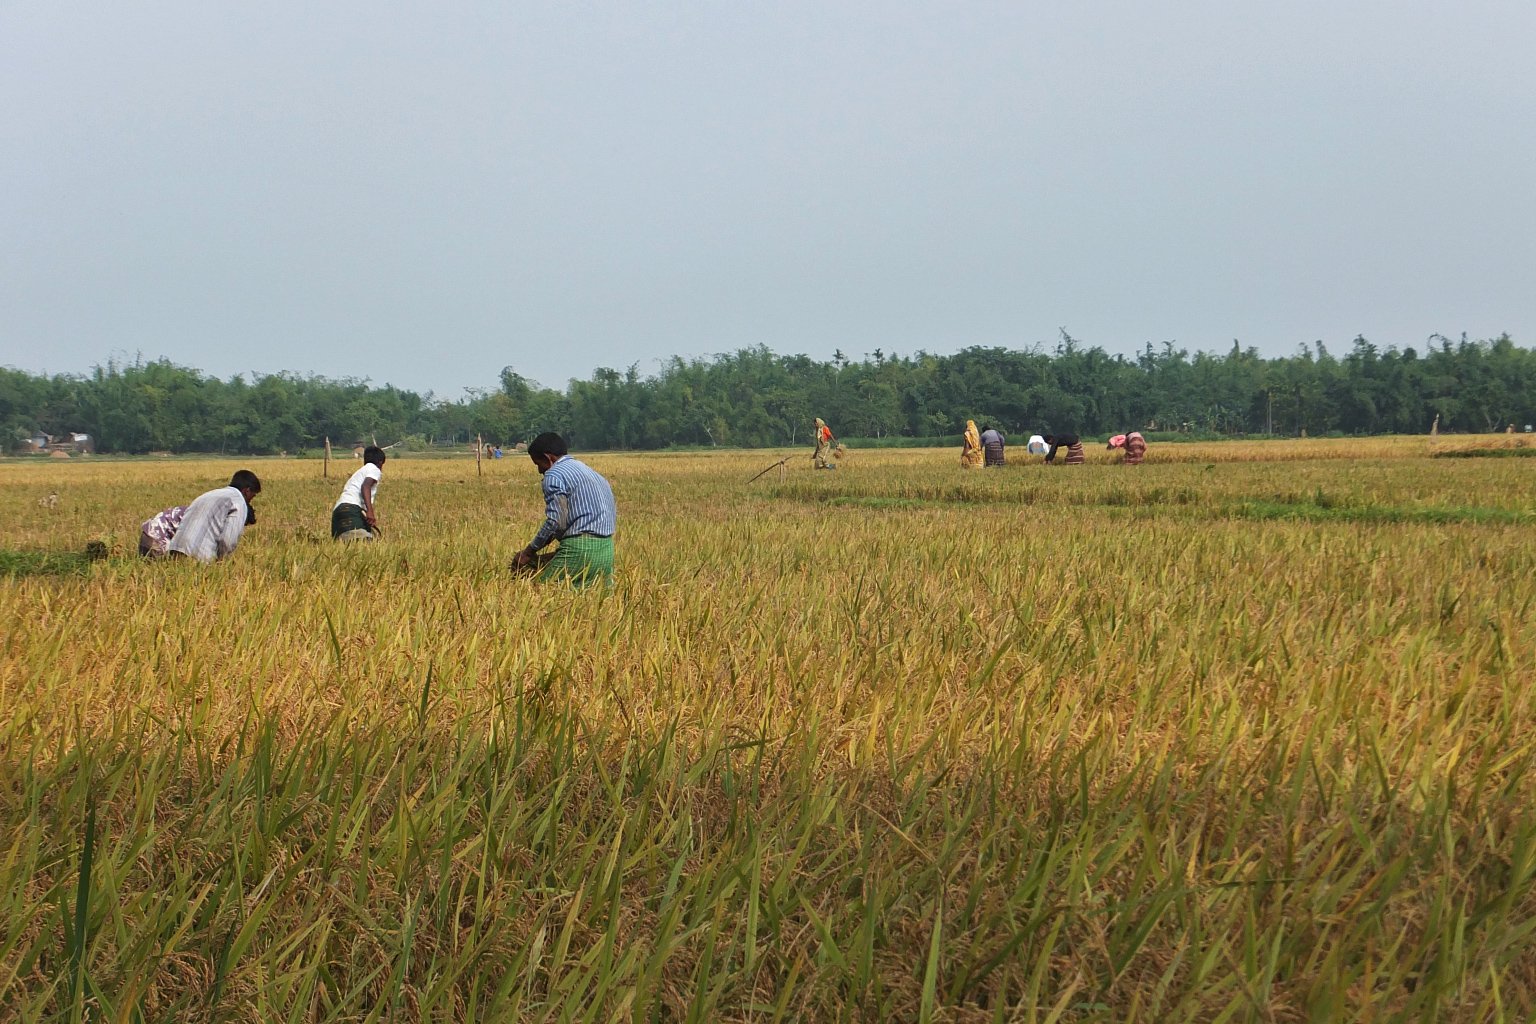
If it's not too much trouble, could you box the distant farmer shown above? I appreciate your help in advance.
[511,432,617,588]
[1107,432,1148,465]
[333,445,385,541]
[980,424,1006,466]
[813,417,838,470]
[1042,433,1086,465]
[961,420,984,469]
[166,470,261,563]
[138,504,187,557]
[1026,434,1048,456]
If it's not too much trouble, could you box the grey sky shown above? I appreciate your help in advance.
[3,1,1532,399]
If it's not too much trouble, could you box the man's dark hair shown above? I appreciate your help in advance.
[527,432,568,460]
[229,469,262,495]
[982,424,992,433]
[363,445,386,467]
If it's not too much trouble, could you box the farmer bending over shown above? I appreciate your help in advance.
[166,470,261,563]
[333,445,385,540]
[511,433,617,588]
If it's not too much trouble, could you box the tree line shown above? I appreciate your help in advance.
[3,332,1533,454]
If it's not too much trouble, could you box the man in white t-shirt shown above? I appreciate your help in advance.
[332,445,385,541]
[166,470,261,563]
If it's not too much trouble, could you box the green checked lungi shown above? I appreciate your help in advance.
[538,534,614,589]
[331,503,374,541]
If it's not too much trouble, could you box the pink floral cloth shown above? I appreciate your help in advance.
[140,505,187,555]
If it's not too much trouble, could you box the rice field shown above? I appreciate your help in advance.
[2,437,1535,1022]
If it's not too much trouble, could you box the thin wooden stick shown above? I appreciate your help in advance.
[747,454,797,483]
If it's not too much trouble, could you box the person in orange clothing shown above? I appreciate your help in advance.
[961,420,984,469]
[813,417,838,470]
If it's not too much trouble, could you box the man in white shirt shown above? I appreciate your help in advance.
[332,446,385,540]
[166,470,261,563]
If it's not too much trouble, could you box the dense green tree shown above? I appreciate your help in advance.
[3,333,1533,453]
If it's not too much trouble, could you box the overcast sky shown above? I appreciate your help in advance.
[3,1,1532,399]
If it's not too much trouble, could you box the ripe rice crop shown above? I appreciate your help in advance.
[1,439,1534,1021]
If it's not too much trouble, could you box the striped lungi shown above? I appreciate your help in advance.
[1064,443,1086,465]
[539,534,615,589]
[984,443,1005,466]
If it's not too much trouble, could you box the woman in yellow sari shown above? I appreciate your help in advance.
[961,420,984,469]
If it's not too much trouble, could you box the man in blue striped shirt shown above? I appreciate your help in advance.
[512,432,617,588]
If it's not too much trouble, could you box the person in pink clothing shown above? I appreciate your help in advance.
[1107,432,1148,465]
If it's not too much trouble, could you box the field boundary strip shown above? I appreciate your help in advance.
[779,490,1535,527]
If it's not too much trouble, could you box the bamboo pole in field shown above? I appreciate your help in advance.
[324,436,331,478]
[477,434,483,478]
